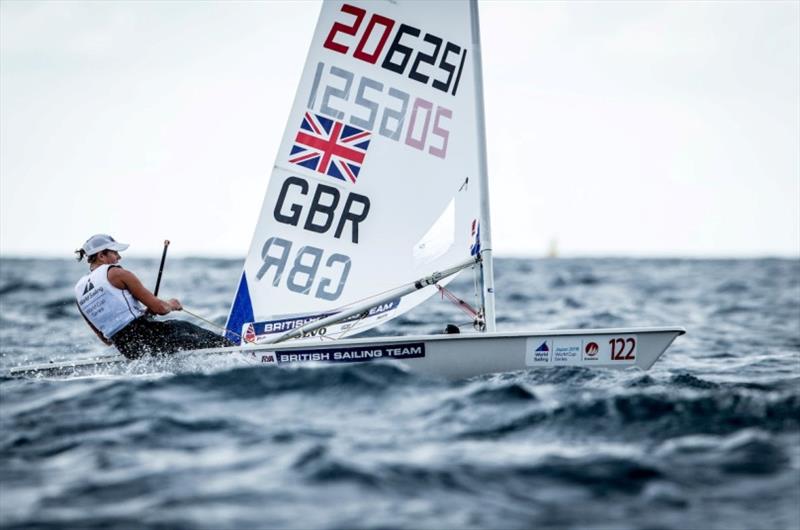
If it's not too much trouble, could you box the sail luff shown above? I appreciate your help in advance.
[469,0,497,332]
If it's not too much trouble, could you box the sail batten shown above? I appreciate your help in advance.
[226,0,488,344]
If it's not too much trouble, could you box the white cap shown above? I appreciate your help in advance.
[81,234,130,256]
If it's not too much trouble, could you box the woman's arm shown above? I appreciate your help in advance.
[107,267,181,315]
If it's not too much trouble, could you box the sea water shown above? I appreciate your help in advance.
[1,257,798,530]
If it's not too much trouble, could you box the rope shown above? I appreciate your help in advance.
[435,283,480,319]
[472,263,483,314]
[472,264,486,331]
[334,310,369,340]
[180,308,256,344]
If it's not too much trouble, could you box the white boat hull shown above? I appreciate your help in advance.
[8,327,684,379]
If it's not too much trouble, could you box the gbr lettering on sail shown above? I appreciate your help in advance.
[255,1,472,306]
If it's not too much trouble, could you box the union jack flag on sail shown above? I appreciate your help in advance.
[289,112,371,183]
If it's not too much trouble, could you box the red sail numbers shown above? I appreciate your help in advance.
[323,3,468,97]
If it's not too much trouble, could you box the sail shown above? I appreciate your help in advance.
[226,0,485,343]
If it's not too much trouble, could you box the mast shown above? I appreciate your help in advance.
[470,0,497,332]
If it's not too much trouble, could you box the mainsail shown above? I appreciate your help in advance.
[226,0,491,344]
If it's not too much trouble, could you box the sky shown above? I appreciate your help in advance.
[1,0,798,258]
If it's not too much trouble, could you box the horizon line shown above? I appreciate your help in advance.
[1,251,798,261]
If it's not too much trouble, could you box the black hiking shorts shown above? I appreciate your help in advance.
[112,317,234,359]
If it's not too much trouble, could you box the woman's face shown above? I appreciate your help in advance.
[98,250,121,265]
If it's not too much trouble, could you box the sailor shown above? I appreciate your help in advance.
[74,234,232,359]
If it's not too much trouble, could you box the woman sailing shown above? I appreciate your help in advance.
[74,234,232,358]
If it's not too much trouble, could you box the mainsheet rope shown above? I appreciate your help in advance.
[180,308,256,344]
[435,283,481,319]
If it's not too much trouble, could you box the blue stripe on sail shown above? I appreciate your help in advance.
[226,272,255,343]
[290,145,304,155]
[353,140,370,150]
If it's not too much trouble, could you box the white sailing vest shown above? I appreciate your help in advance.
[75,264,146,339]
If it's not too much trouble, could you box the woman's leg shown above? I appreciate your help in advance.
[114,318,234,357]
[160,320,235,351]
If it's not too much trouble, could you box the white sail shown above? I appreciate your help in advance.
[226,0,486,344]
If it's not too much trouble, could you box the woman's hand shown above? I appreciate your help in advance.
[167,298,182,311]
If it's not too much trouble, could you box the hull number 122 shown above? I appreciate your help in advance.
[609,338,636,361]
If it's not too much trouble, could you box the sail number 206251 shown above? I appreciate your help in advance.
[322,4,468,96]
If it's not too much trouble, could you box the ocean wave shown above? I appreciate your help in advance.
[454,387,800,440]
[0,281,49,296]
[165,362,418,398]
[294,448,665,498]
[465,382,538,403]
[654,429,792,478]
[41,297,79,319]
